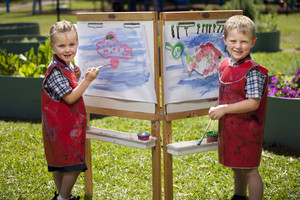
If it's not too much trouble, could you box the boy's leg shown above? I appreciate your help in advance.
[246,168,263,200]
[232,168,247,197]
[53,171,63,194]
[59,170,81,199]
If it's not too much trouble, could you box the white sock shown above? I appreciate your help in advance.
[57,194,68,200]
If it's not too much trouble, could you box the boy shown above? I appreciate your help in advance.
[208,15,268,200]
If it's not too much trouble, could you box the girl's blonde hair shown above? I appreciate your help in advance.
[49,20,78,43]
[223,15,256,40]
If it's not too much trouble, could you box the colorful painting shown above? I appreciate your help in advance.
[76,22,157,103]
[163,19,229,104]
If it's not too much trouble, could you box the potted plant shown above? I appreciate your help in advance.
[0,22,40,36]
[0,40,52,120]
[252,9,280,52]
[0,35,48,55]
[222,0,280,52]
[264,70,300,151]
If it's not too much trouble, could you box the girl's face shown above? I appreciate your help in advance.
[222,29,256,64]
[50,31,78,66]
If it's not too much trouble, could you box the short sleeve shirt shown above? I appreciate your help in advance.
[44,63,74,101]
[230,54,267,99]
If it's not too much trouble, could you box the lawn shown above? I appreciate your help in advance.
[0,3,300,200]
[1,117,299,199]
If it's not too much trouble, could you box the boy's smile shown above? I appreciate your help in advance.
[222,29,256,64]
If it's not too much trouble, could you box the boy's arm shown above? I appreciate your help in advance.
[209,98,260,120]
[62,67,99,104]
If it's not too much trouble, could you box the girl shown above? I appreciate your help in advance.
[42,20,99,200]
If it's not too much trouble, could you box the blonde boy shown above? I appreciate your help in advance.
[209,15,268,200]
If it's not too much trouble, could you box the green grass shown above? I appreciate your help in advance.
[1,117,299,199]
[1,3,300,199]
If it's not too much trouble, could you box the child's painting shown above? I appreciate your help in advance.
[163,19,229,104]
[76,22,157,104]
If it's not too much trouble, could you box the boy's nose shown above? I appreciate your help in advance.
[235,42,242,48]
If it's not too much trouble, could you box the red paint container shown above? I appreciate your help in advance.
[137,132,150,141]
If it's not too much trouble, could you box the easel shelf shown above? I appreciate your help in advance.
[86,126,157,149]
[167,140,218,156]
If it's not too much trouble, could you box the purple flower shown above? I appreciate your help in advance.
[268,71,300,99]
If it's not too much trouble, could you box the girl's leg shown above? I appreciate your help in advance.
[59,170,81,199]
[232,168,247,197]
[246,168,263,200]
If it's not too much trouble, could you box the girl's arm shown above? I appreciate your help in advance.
[208,98,260,120]
[62,67,99,104]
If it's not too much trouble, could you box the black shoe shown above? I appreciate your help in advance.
[231,194,247,200]
[51,191,59,200]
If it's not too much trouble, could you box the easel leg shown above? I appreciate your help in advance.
[84,114,93,197]
[152,120,162,200]
[163,120,173,200]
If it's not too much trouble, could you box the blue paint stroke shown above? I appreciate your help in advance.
[78,26,151,93]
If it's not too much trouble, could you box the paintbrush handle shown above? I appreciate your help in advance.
[197,119,212,145]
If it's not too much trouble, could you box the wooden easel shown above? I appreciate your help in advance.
[77,12,161,200]
[159,10,243,200]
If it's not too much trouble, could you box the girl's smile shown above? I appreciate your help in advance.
[50,31,78,66]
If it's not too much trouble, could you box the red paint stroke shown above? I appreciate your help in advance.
[187,42,222,77]
[96,31,133,69]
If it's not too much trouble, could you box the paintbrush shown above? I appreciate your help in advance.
[197,119,212,145]
[97,65,103,70]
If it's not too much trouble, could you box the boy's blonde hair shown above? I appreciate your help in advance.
[49,20,78,43]
[223,15,256,40]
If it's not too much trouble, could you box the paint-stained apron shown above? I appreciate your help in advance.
[42,55,87,171]
[218,58,268,168]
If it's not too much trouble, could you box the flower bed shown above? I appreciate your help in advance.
[264,70,300,150]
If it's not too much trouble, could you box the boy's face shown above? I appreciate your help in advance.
[222,29,256,64]
[50,31,78,66]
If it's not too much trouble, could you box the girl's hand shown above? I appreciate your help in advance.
[74,65,81,81]
[85,67,99,82]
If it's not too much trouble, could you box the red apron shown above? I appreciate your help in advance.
[42,55,87,171]
[218,58,268,168]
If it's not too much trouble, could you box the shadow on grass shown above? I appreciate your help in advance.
[263,142,300,158]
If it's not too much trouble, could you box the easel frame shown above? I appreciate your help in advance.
[159,10,243,200]
[77,12,161,200]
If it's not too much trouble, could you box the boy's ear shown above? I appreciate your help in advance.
[251,37,257,47]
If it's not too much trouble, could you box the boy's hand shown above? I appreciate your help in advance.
[74,65,81,81]
[85,67,99,82]
[209,105,226,120]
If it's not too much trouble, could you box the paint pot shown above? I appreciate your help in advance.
[206,131,218,143]
[137,132,150,141]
